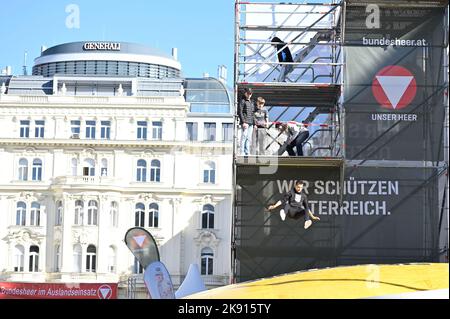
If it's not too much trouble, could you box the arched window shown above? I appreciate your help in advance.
[14,245,24,272]
[32,158,42,181]
[101,158,108,177]
[201,247,214,275]
[16,202,26,226]
[148,203,159,228]
[136,159,147,182]
[73,244,82,272]
[201,204,215,229]
[110,202,118,228]
[203,161,216,184]
[87,200,98,225]
[108,246,116,273]
[29,246,39,272]
[135,203,145,227]
[30,202,41,226]
[71,158,78,176]
[55,245,61,272]
[83,158,95,176]
[150,159,160,182]
[55,201,63,226]
[133,257,143,274]
[74,200,83,225]
[86,245,97,272]
[18,158,28,181]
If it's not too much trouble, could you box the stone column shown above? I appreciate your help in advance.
[60,194,74,273]
[96,195,109,274]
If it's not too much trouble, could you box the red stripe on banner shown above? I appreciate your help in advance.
[0,282,118,299]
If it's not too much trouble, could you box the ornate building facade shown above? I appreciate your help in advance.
[0,42,233,298]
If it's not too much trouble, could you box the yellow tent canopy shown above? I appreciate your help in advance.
[186,263,449,299]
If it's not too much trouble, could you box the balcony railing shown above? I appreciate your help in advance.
[52,175,117,186]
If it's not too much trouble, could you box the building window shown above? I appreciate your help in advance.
[135,203,145,227]
[18,158,28,181]
[150,160,160,182]
[73,244,82,272]
[85,120,96,139]
[74,200,84,225]
[137,121,147,140]
[87,200,98,225]
[71,158,78,176]
[20,120,30,138]
[100,121,111,139]
[110,202,118,228]
[108,246,116,273]
[148,203,159,228]
[16,202,26,226]
[203,161,216,184]
[34,120,45,138]
[222,123,233,142]
[101,158,108,177]
[186,122,198,141]
[136,159,147,182]
[32,158,42,181]
[86,245,97,273]
[30,202,41,226]
[201,247,214,275]
[14,245,24,272]
[29,246,39,272]
[202,204,215,229]
[71,120,81,138]
[55,245,61,272]
[152,121,162,140]
[55,201,63,226]
[83,159,95,176]
[204,123,216,141]
[133,257,144,274]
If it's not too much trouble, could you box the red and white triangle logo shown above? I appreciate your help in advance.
[133,235,146,248]
[97,285,112,299]
[372,65,417,110]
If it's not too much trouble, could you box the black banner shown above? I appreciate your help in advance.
[344,4,446,161]
[234,164,440,282]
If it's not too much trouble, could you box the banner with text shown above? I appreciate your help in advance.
[344,4,446,161]
[234,164,440,282]
[0,282,117,299]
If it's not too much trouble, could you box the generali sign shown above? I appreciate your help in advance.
[0,282,117,299]
[83,42,121,51]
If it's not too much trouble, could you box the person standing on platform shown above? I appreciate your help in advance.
[238,88,256,155]
[275,121,310,156]
[271,37,294,81]
[252,97,269,156]
[266,180,320,229]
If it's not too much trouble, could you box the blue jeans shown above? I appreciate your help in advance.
[241,125,253,155]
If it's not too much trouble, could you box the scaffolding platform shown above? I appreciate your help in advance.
[235,155,344,167]
[237,83,340,107]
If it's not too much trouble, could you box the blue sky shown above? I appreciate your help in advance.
[0,0,236,85]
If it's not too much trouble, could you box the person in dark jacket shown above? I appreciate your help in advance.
[266,180,320,229]
[238,88,256,155]
[271,37,294,81]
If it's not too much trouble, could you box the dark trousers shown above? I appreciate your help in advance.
[284,203,310,221]
[277,131,310,156]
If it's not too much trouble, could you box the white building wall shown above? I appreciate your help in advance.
[0,92,233,295]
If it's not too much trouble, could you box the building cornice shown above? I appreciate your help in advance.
[0,138,233,150]
[0,185,232,195]
[0,94,188,109]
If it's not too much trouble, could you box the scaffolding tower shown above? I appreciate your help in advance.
[232,0,449,283]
